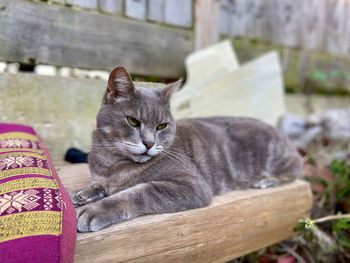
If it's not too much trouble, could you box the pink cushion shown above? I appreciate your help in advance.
[0,123,76,263]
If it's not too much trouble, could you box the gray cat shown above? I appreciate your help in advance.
[71,66,302,232]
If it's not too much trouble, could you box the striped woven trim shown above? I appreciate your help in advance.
[0,132,38,142]
[0,211,62,242]
[0,167,52,180]
[0,177,57,195]
[0,152,46,160]
[0,148,44,154]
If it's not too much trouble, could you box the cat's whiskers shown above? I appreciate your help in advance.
[124,142,140,147]
[162,149,193,161]
[161,149,191,168]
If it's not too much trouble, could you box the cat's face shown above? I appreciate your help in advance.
[95,67,182,163]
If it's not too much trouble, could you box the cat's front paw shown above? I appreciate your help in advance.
[70,183,106,207]
[70,191,86,207]
[75,203,110,232]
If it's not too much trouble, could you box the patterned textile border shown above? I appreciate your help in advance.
[0,167,52,179]
[0,177,58,195]
[0,132,38,142]
[0,123,77,263]
[0,151,47,159]
[0,187,64,215]
[0,137,42,154]
[0,148,44,154]
[0,211,62,242]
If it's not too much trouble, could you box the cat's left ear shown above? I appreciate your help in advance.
[106,66,135,101]
[161,78,183,104]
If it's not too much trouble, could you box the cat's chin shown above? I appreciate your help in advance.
[132,154,152,164]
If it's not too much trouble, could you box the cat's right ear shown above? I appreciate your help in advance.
[105,66,135,102]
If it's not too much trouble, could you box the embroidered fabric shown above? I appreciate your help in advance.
[0,123,76,263]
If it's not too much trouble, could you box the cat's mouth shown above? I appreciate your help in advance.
[133,152,152,163]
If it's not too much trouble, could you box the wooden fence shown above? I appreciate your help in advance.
[220,0,350,57]
[1,0,350,96]
[1,0,350,77]
[0,0,194,78]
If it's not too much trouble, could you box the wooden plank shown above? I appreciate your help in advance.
[172,40,239,117]
[49,0,65,4]
[57,164,92,191]
[285,94,350,118]
[164,0,192,28]
[66,0,97,9]
[271,0,302,47]
[244,0,270,41]
[182,39,240,88]
[194,0,220,50]
[325,0,350,56]
[125,0,146,20]
[229,0,248,37]
[220,0,232,35]
[0,73,104,159]
[0,0,192,78]
[148,0,164,22]
[57,164,311,263]
[301,0,329,51]
[99,0,123,15]
[173,41,285,126]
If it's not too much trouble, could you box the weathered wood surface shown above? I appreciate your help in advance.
[57,164,312,263]
[66,0,98,9]
[125,0,146,20]
[99,0,123,15]
[194,0,221,50]
[232,38,350,95]
[148,0,164,22]
[0,72,103,159]
[57,164,92,191]
[164,0,192,28]
[173,40,285,126]
[285,94,350,118]
[0,0,192,77]
[220,0,350,56]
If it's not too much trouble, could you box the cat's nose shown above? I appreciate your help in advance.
[142,141,154,150]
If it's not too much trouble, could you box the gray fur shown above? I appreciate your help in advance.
[72,66,302,232]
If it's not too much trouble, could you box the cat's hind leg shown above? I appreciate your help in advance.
[253,151,302,189]
[252,176,282,188]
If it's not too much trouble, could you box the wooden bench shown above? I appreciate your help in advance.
[57,164,312,263]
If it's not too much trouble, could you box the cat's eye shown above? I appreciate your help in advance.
[156,123,167,130]
[127,117,140,127]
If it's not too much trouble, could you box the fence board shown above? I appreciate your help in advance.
[300,0,328,51]
[164,0,192,28]
[220,0,350,56]
[0,0,192,77]
[194,0,220,49]
[271,0,302,47]
[66,0,97,9]
[246,0,272,42]
[125,0,146,20]
[325,0,350,56]
[99,0,123,15]
[220,0,232,35]
[229,0,247,37]
[148,0,164,22]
